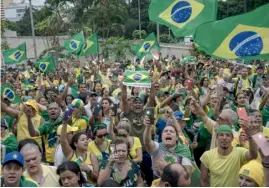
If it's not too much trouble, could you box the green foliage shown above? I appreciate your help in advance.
[101,37,133,61]
[159,34,176,43]
[1,21,10,50]
[39,46,65,58]
[132,30,147,40]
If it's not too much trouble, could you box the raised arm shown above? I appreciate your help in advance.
[60,122,74,160]
[167,107,183,137]
[259,92,269,111]
[145,80,156,108]
[1,101,20,119]
[120,84,130,114]
[143,115,156,153]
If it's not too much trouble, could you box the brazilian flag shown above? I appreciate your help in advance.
[3,43,27,65]
[77,33,99,56]
[35,56,56,73]
[64,31,85,54]
[0,83,21,104]
[123,71,151,88]
[149,0,217,37]
[194,4,269,60]
[133,33,159,59]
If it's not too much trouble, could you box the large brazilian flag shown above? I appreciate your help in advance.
[194,4,269,60]
[149,0,217,37]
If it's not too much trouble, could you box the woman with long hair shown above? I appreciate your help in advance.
[57,161,94,187]
[97,138,144,187]
[60,122,99,183]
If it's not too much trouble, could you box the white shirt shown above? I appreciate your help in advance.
[54,144,67,167]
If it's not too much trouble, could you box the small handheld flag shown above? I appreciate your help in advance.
[78,33,99,56]
[64,31,85,54]
[123,71,151,88]
[35,56,56,73]
[0,83,21,104]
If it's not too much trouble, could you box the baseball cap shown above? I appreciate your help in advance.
[133,96,143,103]
[174,111,190,121]
[90,92,97,97]
[216,125,233,135]
[57,124,78,135]
[58,85,65,92]
[2,151,24,167]
[71,99,84,108]
[239,160,264,187]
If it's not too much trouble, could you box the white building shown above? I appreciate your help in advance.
[4,2,29,21]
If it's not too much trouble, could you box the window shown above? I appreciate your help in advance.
[16,9,25,13]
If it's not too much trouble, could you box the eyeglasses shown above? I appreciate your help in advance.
[116,134,127,138]
[97,133,108,138]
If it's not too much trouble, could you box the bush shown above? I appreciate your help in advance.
[132,30,147,40]
[160,34,176,43]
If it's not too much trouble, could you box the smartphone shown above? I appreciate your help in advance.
[237,108,249,121]
[145,107,155,124]
[252,132,269,156]
[93,104,102,116]
[110,143,116,154]
[110,103,118,116]
[74,156,83,166]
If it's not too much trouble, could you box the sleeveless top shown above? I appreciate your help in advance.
[17,113,42,147]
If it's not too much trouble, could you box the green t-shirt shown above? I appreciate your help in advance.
[40,110,50,122]
[250,75,263,89]
[20,176,38,187]
[262,106,269,127]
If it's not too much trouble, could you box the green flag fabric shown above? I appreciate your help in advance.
[0,83,21,104]
[35,56,56,73]
[3,43,27,65]
[78,33,99,56]
[149,0,217,37]
[64,31,85,54]
[133,33,160,59]
[123,71,151,88]
[194,4,269,60]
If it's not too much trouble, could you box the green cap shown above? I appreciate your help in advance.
[216,125,233,135]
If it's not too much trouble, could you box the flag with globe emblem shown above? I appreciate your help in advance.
[0,83,21,104]
[3,43,27,65]
[64,31,85,54]
[35,56,56,73]
[133,33,159,59]
[77,33,99,56]
[194,4,269,60]
[123,71,151,88]
[149,0,217,37]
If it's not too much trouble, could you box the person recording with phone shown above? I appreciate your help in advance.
[97,138,144,187]
[60,108,99,184]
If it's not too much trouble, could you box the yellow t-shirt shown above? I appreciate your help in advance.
[232,77,251,95]
[24,164,59,187]
[17,113,42,147]
[88,140,111,162]
[200,147,248,187]
[151,178,160,187]
[129,136,142,160]
[71,118,87,132]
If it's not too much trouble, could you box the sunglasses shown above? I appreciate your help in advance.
[96,133,108,138]
[116,134,127,138]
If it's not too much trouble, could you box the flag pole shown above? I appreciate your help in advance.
[138,0,141,39]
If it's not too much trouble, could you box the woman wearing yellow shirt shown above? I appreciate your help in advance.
[111,118,142,163]
[88,123,111,164]
[71,99,88,132]
[60,122,99,183]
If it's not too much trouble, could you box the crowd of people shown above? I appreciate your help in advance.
[1,56,269,187]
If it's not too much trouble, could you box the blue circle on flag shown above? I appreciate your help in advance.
[5,89,14,100]
[229,31,263,57]
[14,51,21,60]
[71,41,78,49]
[40,64,47,71]
[144,43,151,51]
[133,74,142,81]
[171,1,192,23]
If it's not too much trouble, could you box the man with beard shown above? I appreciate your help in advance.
[121,82,156,186]
[27,102,62,164]
[200,124,258,187]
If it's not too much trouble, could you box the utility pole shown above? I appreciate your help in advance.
[244,0,247,13]
[157,23,160,43]
[29,0,37,59]
[138,0,141,39]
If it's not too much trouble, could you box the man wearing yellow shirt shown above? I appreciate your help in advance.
[20,143,59,187]
[44,72,59,89]
[200,125,258,187]
[232,67,252,95]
